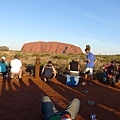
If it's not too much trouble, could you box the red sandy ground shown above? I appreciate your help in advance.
[0,75,120,120]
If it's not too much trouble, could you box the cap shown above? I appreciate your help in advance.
[1,56,6,60]
[85,45,91,51]
[61,114,71,120]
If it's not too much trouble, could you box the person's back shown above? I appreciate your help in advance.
[0,57,8,79]
[10,55,22,81]
[11,58,22,73]
[68,60,79,76]
[69,60,79,71]
[43,64,53,78]
[0,61,7,72]
[41,61,56,82]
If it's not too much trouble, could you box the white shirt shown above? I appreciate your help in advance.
[10,59,22,73]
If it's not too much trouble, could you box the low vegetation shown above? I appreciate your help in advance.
[0,51,120,75]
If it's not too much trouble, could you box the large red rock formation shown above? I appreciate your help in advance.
[21,41,83,54]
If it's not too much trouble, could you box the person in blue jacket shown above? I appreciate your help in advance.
[0,56,8,79]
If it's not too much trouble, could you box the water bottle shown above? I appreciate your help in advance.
[90,114,97,120]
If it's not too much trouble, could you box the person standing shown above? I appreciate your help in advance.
[82,45,97,86]
[10,55,22,81]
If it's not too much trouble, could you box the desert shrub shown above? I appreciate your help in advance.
[52,54,69,60]
[40,53,51,57]
[31,53,40,57]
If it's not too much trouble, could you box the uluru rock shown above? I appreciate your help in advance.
[21,41,83,54]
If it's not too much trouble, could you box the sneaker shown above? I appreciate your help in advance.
[43,78,47,82]
[48,78,52,83]
[19,78,22,81]
[89,82,92,86]
[81,82,86,85]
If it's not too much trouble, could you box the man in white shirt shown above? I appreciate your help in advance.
[10,55,22,80]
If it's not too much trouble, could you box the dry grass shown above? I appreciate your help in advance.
[0,50,120,74]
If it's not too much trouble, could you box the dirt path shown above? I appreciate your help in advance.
[0,75,120,120]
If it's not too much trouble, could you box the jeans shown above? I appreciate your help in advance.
[41,96,80,120]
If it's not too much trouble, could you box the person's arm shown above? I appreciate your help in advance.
[68,64,70,71]
[20,61,22,69]
[78,64,80,71]
[94,59,97,65]
[85,59,90,63]
[52,66,56,78]
[41,66,45,75]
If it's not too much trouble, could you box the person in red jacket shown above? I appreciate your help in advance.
[102,60,119,85]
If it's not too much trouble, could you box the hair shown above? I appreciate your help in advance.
[85,48,90,51]
[14,55,19,59]
[47,61,52,64]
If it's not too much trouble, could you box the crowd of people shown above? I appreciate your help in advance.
[0,45,120,86]
[0,45,120,120]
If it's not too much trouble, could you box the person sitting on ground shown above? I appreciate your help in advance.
[0,56,9,79]
[41,61,56,83]
[68,59,80,76]
[10,55,22,81]
[102,60,119,85]
[41,96,80,120]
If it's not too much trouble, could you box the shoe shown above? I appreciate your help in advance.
[89,82,92,86]
[82,90,88,94]
[48,78,51,83]
[19,78,22,81]
[43,78,47,82]
[81,82,86,85]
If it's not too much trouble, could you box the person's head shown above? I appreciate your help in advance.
[85,45,91,54]
[47,61,52,65]
[14,55,19,59]
[72,59,75,62]
[1,56,6,62]
[111,60,116,66]
[85,48,90,54]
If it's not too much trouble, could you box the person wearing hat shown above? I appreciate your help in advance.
[10,55,22,81]
[41,96,80,120]
[0,56,9,79]
[81,45,97,86]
